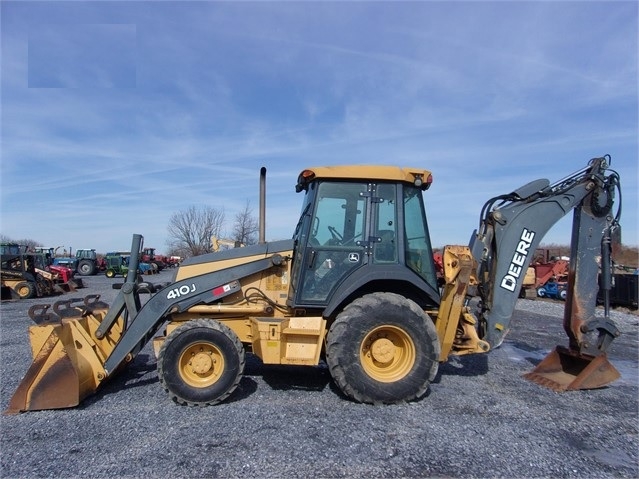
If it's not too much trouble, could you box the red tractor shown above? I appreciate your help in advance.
[33,248,84,291]
[140,247,167,271]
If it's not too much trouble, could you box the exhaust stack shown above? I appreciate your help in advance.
[259,167,266,244]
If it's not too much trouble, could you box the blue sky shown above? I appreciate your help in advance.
[1,1,637,254]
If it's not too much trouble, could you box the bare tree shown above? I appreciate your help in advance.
[232,200,259,246]
[167,205,225,258]
[0,235,42,251]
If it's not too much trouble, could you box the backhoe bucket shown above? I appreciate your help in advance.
[523,346,620,391]
[4,305,125,414]
[1,286,17,301]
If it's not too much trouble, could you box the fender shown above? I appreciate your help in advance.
[323,263,441,318]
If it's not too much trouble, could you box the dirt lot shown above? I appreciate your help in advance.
[1,270,637,478]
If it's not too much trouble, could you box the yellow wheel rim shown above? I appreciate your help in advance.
[360,325,416,382]
[178,342,225,388]
[17,285,31,298]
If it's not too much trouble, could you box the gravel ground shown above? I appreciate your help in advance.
[1,270,637,478]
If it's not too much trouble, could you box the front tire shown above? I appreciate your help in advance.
[158,319,245,406]
[326,292,440,404]
[15,281,36,299]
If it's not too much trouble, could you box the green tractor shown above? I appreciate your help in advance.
[105,252,154,278]
[104,253,130,278]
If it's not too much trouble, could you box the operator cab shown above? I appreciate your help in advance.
[288,166,440,313]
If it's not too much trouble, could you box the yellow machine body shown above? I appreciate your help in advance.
[5,158,623,412]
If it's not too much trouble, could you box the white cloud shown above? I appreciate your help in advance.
[1,1,636,253]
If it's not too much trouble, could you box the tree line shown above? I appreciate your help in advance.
[166,201,259,259]
[1,201,259,260]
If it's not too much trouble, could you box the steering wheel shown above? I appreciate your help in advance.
[340,232,362,246]
[328,226,343,243]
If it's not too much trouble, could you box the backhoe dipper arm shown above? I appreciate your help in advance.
[469,156,621,352]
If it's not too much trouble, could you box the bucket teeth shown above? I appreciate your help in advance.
[28,304,59,325]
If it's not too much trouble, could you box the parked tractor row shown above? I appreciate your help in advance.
[1,244,84,301]
[104,248,180,278]
[48,248,104,276]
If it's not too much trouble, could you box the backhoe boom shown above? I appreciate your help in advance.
[466,155,622,390]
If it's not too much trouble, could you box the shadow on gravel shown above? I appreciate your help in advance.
[506,340,547,367]
[243,353,332,394]
[434,353,489,382]
[225,377,259,403]
[82,353,159,407]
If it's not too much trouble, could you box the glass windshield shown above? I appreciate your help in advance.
[310,182,366,246]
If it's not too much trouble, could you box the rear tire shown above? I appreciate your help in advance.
[105,269,115,278]
[77,260,96,276]
[158,319,245,406]
[326,292,440,404]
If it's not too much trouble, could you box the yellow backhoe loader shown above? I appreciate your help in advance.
[6,156,623,413]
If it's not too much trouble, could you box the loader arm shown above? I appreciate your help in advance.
[469,156,622,356]
[97,239,285,376]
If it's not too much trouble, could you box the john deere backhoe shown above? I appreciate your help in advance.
[6,156,623,413]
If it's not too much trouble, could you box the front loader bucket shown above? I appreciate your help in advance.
[1,286,17,301]
[53,283,70,294]
[523,345,620,391]
[4,303,125,414]
[5,326,83,413]
[69,278,84,290]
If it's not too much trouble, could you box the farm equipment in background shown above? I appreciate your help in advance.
[105,252,155,278]
[6,156,626,414]
[33,248,84,292]
[596,265,639,310]
[167,256,182,267]
[536,279,568,300]
[1,244,57,300]
[211,237,245,252]
[104,253,129,278]
[53,248,101,276]
[140,247,167,271]
[517,249,570,299]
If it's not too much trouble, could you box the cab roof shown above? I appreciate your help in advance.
[296,165,432,192]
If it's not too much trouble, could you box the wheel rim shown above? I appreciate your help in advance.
[178,341,225,388]
[360,325,416,382]
[17,285,30,298]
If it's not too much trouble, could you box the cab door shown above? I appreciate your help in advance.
[295,181,369,305]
